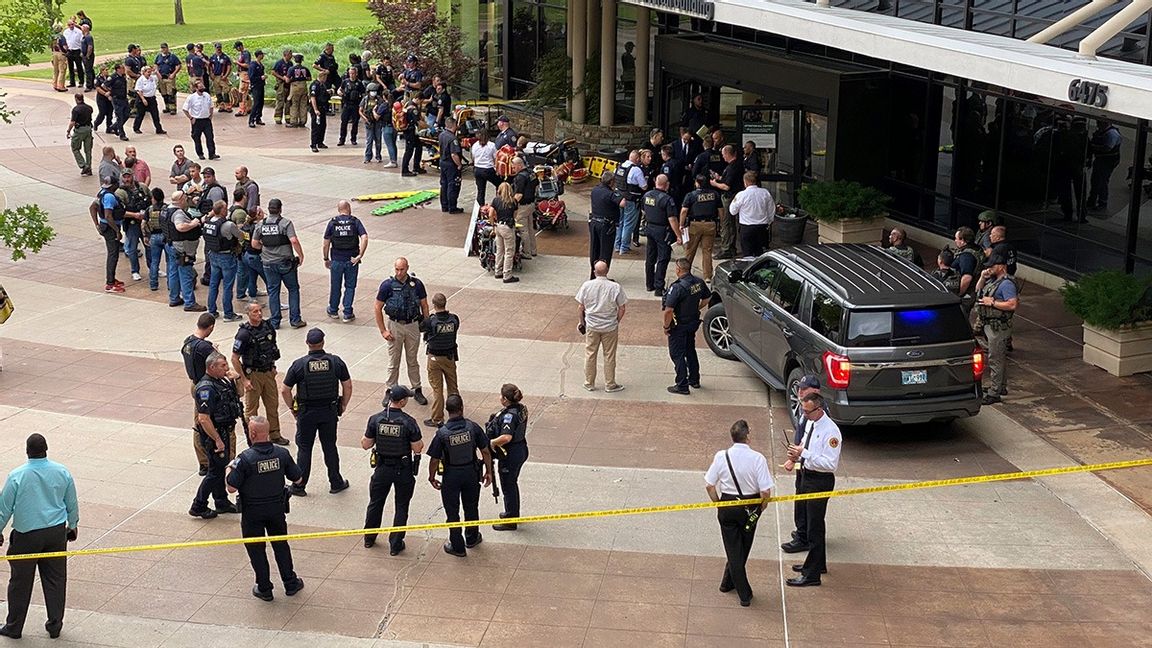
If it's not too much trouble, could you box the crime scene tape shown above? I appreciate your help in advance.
[3,458,1149,562]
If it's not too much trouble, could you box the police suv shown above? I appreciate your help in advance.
[704,244,984,427]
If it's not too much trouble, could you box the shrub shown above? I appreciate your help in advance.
[1061,271,1152,330]
[0,204,55,261]
[796,180,889,223]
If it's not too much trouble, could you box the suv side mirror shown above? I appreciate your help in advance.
[728,268,743,283]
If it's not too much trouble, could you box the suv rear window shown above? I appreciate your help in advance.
[845,306,972,347]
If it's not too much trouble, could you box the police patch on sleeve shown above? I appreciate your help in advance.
[829,437,839,449]
[198,388,211,401]
[503,413,514,424]
[233,339,243,352]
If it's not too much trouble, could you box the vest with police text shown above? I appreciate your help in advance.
[201,216,231,253]
[237,444,289,504]
[258,215,290,248]
[687,190,720,221]
[424,312,459,358]
[372,409,413,458]
[328,215,359,251]
[296,353,339,404]
[439,419,477,466]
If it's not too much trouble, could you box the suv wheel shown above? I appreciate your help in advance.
[785,367,804,430]
[703,303,737,361]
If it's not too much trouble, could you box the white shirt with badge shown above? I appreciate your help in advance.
[798,413,842,473]
[182,92,214,119]
[705,443,774,497]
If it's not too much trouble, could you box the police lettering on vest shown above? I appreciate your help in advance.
[236,321,279,370]
[441,420,477,466]
[297,354,339,404]
[329,215,359,251]
[258,216,290,248]
[422,312,460,359]
[686,189,720,221]
[375,417,409,458]
[201,215,231,252]
[642,190,675,234]
[666,274,711,329]
[232,445,293,505]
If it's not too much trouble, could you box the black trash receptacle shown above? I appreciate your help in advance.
[774,213,808,246]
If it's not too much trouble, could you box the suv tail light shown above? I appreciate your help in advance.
[972,348,985,381]
[823,351,851,389]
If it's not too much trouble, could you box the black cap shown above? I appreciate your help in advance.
[497,115,510,123]
[306,328,324,344]
[406,54,417,62]
[798,375,820,390]
[984,253,1008,268]
[214,42,222,49]
[386,385,414,402]
[127,44,137,52]
[160,42,169,49]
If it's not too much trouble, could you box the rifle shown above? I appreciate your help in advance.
[484,413,504,504]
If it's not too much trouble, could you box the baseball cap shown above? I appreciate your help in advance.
[798,375,821,390]
[120,169,133,176]
[497,115,510,123]
[984,253,1008,268]
[213,42,222,49]
[234,41,243,49]
[406,54,418,62]
[160,42,169,49]
[385,385,414,402]
[126,44,137,52]
[268,198,283,212]
[977,210,998,223]
[306,328,325,344]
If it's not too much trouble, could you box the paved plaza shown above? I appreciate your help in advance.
[2,79,1152,647]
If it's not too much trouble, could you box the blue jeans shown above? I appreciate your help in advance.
[615,201,639,253]
[264,260,302,328]
[165,243,182,304]
[237,251,265,299]
[382,124,397,163]
[176,253,198,306]
[364,121,382,162]
[123,220,141,273]
[207,251,238,318]
[146,232,166,290]
[327,259,359,318]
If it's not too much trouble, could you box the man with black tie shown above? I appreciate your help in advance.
[781,375,821,553]
[785,393,842,587]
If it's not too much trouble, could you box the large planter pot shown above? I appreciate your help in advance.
[774,214,808,246]
[817,217,882,245]
[1082,321,1152,377]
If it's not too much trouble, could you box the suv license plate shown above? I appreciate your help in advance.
[902,370,928,385]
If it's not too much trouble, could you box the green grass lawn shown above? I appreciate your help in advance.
[6,0,373,65]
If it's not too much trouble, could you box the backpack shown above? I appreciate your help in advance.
[494,145,517,178]
[391,101,407,131]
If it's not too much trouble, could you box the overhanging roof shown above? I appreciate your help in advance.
[641,0,1152,121]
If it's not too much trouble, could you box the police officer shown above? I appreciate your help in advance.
[323,200,368,322]
[201,200,241,322]
[427,394,493,557]
[271,49,293,125]
[280,328,351,496]
[487,384,528,531]
[613,150,646,255]
[183,313,218,475]
[680,175,722,283]
[225,416,305,601]
[588,171,626,279]
[231,302,288,446]
[374,257,431,405]
[313,42,340,95]
[642,175,681,298]
[400,98,422,176]
[975,254,1018,405]
[154,43,182,115]
[420,292,460,428]
[361,385,424,554]
[438,117,464,214]
[659,145,685,205]
[124,44,146,118]
[250,198,306,330]
[337,65,364,147]
[190,351,242,518]
[663,258,711,395]
[308,70,331,153]
[108,63,130,141]
[287,54,311,128]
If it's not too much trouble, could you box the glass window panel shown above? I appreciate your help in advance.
[508,0,539,97]
[937,86,956,195]
[810,289,844,344]
[478,0,504,99]
[952,91,997,205]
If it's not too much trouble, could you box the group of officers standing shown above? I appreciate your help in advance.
[181,291,530,598]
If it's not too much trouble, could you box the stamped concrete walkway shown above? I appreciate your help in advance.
[2,77,1152,647]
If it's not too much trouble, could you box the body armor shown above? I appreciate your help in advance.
[295,353,339,404]
[240,321,279,370]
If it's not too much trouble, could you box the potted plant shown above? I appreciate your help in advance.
[1061,270,1152,376]
[796,180,889,244]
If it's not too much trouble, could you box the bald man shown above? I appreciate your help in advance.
[234,166,260,213]
[323,200,369,323]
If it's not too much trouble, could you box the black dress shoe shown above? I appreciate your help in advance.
[443,542,466,557]
[667,385,690,395]
[188,506,217,519]
[196,465,206,474]
[330,479,350,494]
[364,537,375,548]
[0,624,21,638]
[423,418,441,428]
[718,584,734,593]
[465,533,483,548]
[492,523,517,531]
[786,576,821,587]
[740,597,752,607]
[208,155,221,160]
[981,394,1002,405]
[390,540,405,556]
[214,501,239,514]
[689,382,701,389]
[45,621,61,638]
[791,564,827,574]
[284,577,304,596]
[780,540,811,553]
[289,485,307,496]
[413,390,428,406]
[252,585,274,601]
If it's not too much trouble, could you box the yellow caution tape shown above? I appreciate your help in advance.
[3,458,1149,562]
[353,191,428,201]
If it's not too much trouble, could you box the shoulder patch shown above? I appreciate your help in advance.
[232,339,243,352]
[198,388,211,400]
[828,437,839,449]
[503,413,514,424]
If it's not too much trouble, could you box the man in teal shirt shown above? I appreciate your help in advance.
[0,434,79,639]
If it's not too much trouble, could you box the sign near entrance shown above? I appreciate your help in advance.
[621,0,715,20]
[1068,79,1109,108]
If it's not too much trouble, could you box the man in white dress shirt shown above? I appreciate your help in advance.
[704,419,774,607]
[728,170,775,257]
[182,82,218,161]
[470,129,499,206]
[785,393,842,587]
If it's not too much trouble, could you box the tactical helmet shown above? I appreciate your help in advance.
[366,82,380,93]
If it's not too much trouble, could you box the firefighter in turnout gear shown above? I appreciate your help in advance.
[975,254,1018,405]
[280,328,352,496]
[361,385,424,554]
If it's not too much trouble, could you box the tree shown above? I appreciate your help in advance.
[174,0,185,25]
[0,0,61,260]
[363,0,474,88]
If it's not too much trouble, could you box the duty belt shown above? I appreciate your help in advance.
[688,217,717,223]
[245,366,274,374]
[589,217,614,224]
[390,318,417,325]
[377,455,411,465]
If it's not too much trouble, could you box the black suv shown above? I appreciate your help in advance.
[704,244,984,427]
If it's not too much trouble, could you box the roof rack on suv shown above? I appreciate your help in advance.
[780,244,953,307]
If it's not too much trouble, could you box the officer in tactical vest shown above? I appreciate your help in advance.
[613,150,645,255]
[201,200,242,322]
[419,292,460,428]
[975,254,1018,405]
[951,226,984,314]
[361,385,424,554]
[374,257,431,405]
[323,200,368,322]
[250,198,306,330]
[231,302,288,445]
[226,416,305,602]
[663,258,712,395]
[427,394,493,557]
[280,328,351,496]
[183,313,217,475]
[308,70,331,153]
[641,174,681,298]
[588,171,627,279]
[190,351,242,519]
[679,175,722,284]
[487,384,529,531]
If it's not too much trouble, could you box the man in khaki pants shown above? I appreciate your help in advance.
[230,302,289,445]
[374,257,431,407]
[419,293,460,427]
[576,261,628,392]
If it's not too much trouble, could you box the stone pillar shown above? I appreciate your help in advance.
[634,7,650,127]
[587,0,600,58]
[600,0,616,126]
[571,0,587,124]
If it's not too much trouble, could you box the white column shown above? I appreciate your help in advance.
[571,0,587,124]
[633,7,650,126]
[600,0,616,126]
